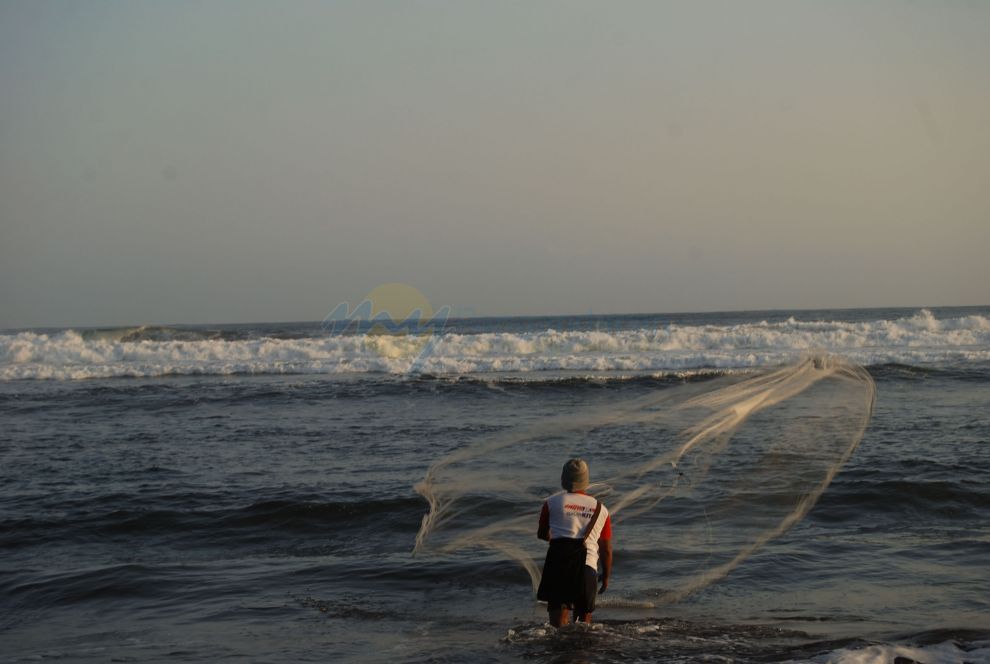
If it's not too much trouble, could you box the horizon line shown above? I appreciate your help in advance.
[4,302,989,333]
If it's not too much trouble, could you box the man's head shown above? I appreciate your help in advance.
[561,458,590,492]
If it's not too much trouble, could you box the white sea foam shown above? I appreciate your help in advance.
[813,639,990,664]
[2,310,989,380]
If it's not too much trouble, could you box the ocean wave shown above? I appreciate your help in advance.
[78,324,234,343]
[0,495,426,551]
[813,479,990,523]
[504,619,990,664]
[2,309,989,380]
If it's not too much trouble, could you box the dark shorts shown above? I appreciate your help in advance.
[536,538,598,614]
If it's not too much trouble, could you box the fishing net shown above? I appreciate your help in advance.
[414,356,875,604]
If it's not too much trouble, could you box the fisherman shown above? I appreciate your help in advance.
[537,458,613,627]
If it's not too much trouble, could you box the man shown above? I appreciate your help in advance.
[536,458,613,627]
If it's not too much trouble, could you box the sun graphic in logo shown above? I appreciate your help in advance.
[363,283,436,359]
[323,283,450,366]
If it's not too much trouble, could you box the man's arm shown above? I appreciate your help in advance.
[598,538,613,593]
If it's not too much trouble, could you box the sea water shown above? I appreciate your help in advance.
[1,307,988,662]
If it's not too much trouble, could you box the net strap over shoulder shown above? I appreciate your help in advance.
[582,501,602,543]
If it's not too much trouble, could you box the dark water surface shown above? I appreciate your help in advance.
[2,308,989,662]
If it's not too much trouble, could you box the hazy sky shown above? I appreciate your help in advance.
[1,1,988,328]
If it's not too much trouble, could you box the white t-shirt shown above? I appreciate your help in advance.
[543,491,611,569]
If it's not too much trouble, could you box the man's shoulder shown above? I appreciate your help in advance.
[547,491,608,511]
[596,500,610,520]
[568,492,605,515]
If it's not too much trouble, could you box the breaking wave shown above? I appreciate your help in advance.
[2,309,988,380]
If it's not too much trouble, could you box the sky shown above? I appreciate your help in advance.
[1,0,988,329]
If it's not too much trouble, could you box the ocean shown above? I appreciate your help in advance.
[1,306,988,663]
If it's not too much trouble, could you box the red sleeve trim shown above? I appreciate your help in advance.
[598,513,612,541]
